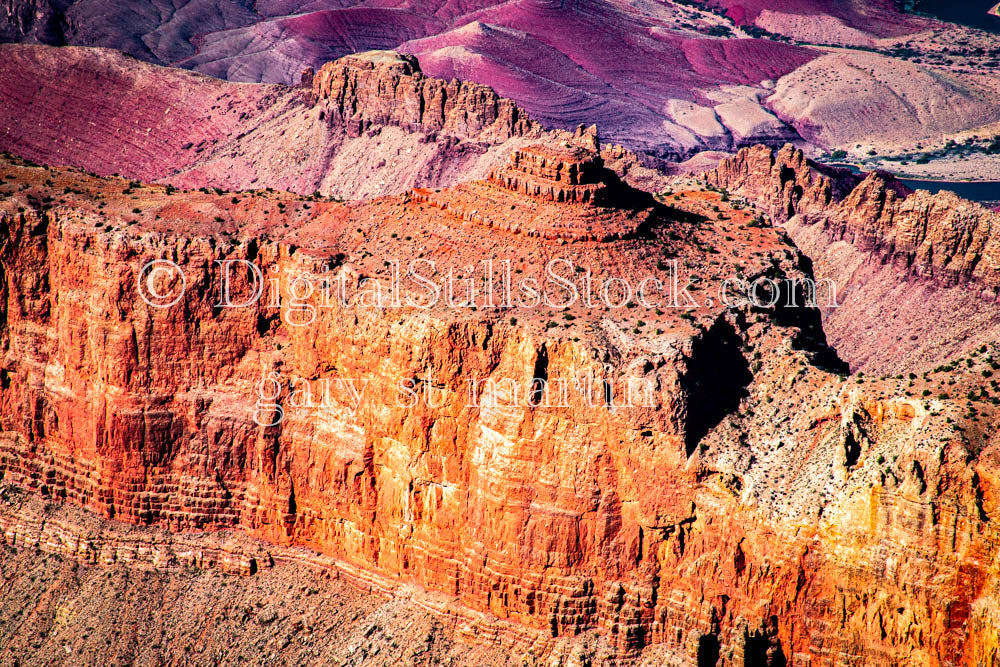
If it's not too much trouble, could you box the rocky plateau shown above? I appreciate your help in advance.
[1,114,1000,665]
[1,16,1000,667]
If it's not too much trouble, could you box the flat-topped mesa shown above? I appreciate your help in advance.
[310,50,541,141]
[488,144,607,204]
[333,49,423,77]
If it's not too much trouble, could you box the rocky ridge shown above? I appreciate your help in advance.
[703,144,1000,374]
[0,44,665,202]
[412,143,656,241]
[1,152,999,664]
[309,50,539,145]
[705,145,1000,288]
[0,0,825,155]
[6,0,1000,164]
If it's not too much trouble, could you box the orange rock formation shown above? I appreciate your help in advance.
[1,148,999,665]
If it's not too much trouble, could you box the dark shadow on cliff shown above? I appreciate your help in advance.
[592,165,658,212]
[743,623,787,667]
[769,254,850,375]
[682,318,753,456]
[697,633,721,666]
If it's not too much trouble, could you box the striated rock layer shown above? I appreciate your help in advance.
[703,144,1000,375]
[0,0,828,155]
[1,154,999,664]
[309,50,539,144]
[5,0,999,159]
[488,144,606,204]
[411,142,656,241]
[0,44,666,201]
[0,492,540,666]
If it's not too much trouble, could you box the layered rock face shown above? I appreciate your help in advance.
[0,0,826,156]
[704,144,1000,374]
[0,44,667,201]
[309,50,539,144]
[2,155,999,665]
[1,492,269,576]
[5,0,999,162]
[0,493,528,666]
[488,144,605,204]
[413,144,655,240]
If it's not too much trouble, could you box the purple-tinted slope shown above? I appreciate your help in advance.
[400,0,816,153]
[0,0,932,155]
[0,44,281,180]
[178,8,447,82]
[697,0,926,37]
[1,0,261,63]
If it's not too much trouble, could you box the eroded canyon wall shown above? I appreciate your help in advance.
[704,144,1000,375]
[0,44,666,201]
[0,150,998,664]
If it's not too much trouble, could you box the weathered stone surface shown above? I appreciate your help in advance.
[0,44,664,202]
[310,50,540,143]
[487,144,606,204]
[0,491,548,665]
[1,153,999,665]
[704,144,1000,374]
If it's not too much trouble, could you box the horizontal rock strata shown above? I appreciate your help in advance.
[0,44,666,201]
[0,154,998,665]
[703,144,1000,374]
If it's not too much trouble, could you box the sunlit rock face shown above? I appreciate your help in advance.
[1,139,999,665]
[0,45,664,202]
[705,144,1000,376]
[2,8,1000,661]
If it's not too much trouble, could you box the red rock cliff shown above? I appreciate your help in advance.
[706,144,1000,289]
[2,156,1000,664]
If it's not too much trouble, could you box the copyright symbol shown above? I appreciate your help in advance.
[138,259,186,308]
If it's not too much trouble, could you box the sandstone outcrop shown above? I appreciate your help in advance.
[488,144,605,204]
[411,143,656,241]
[310,51,540,143]
[1,155,999,664]
[704,144,1000,374]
